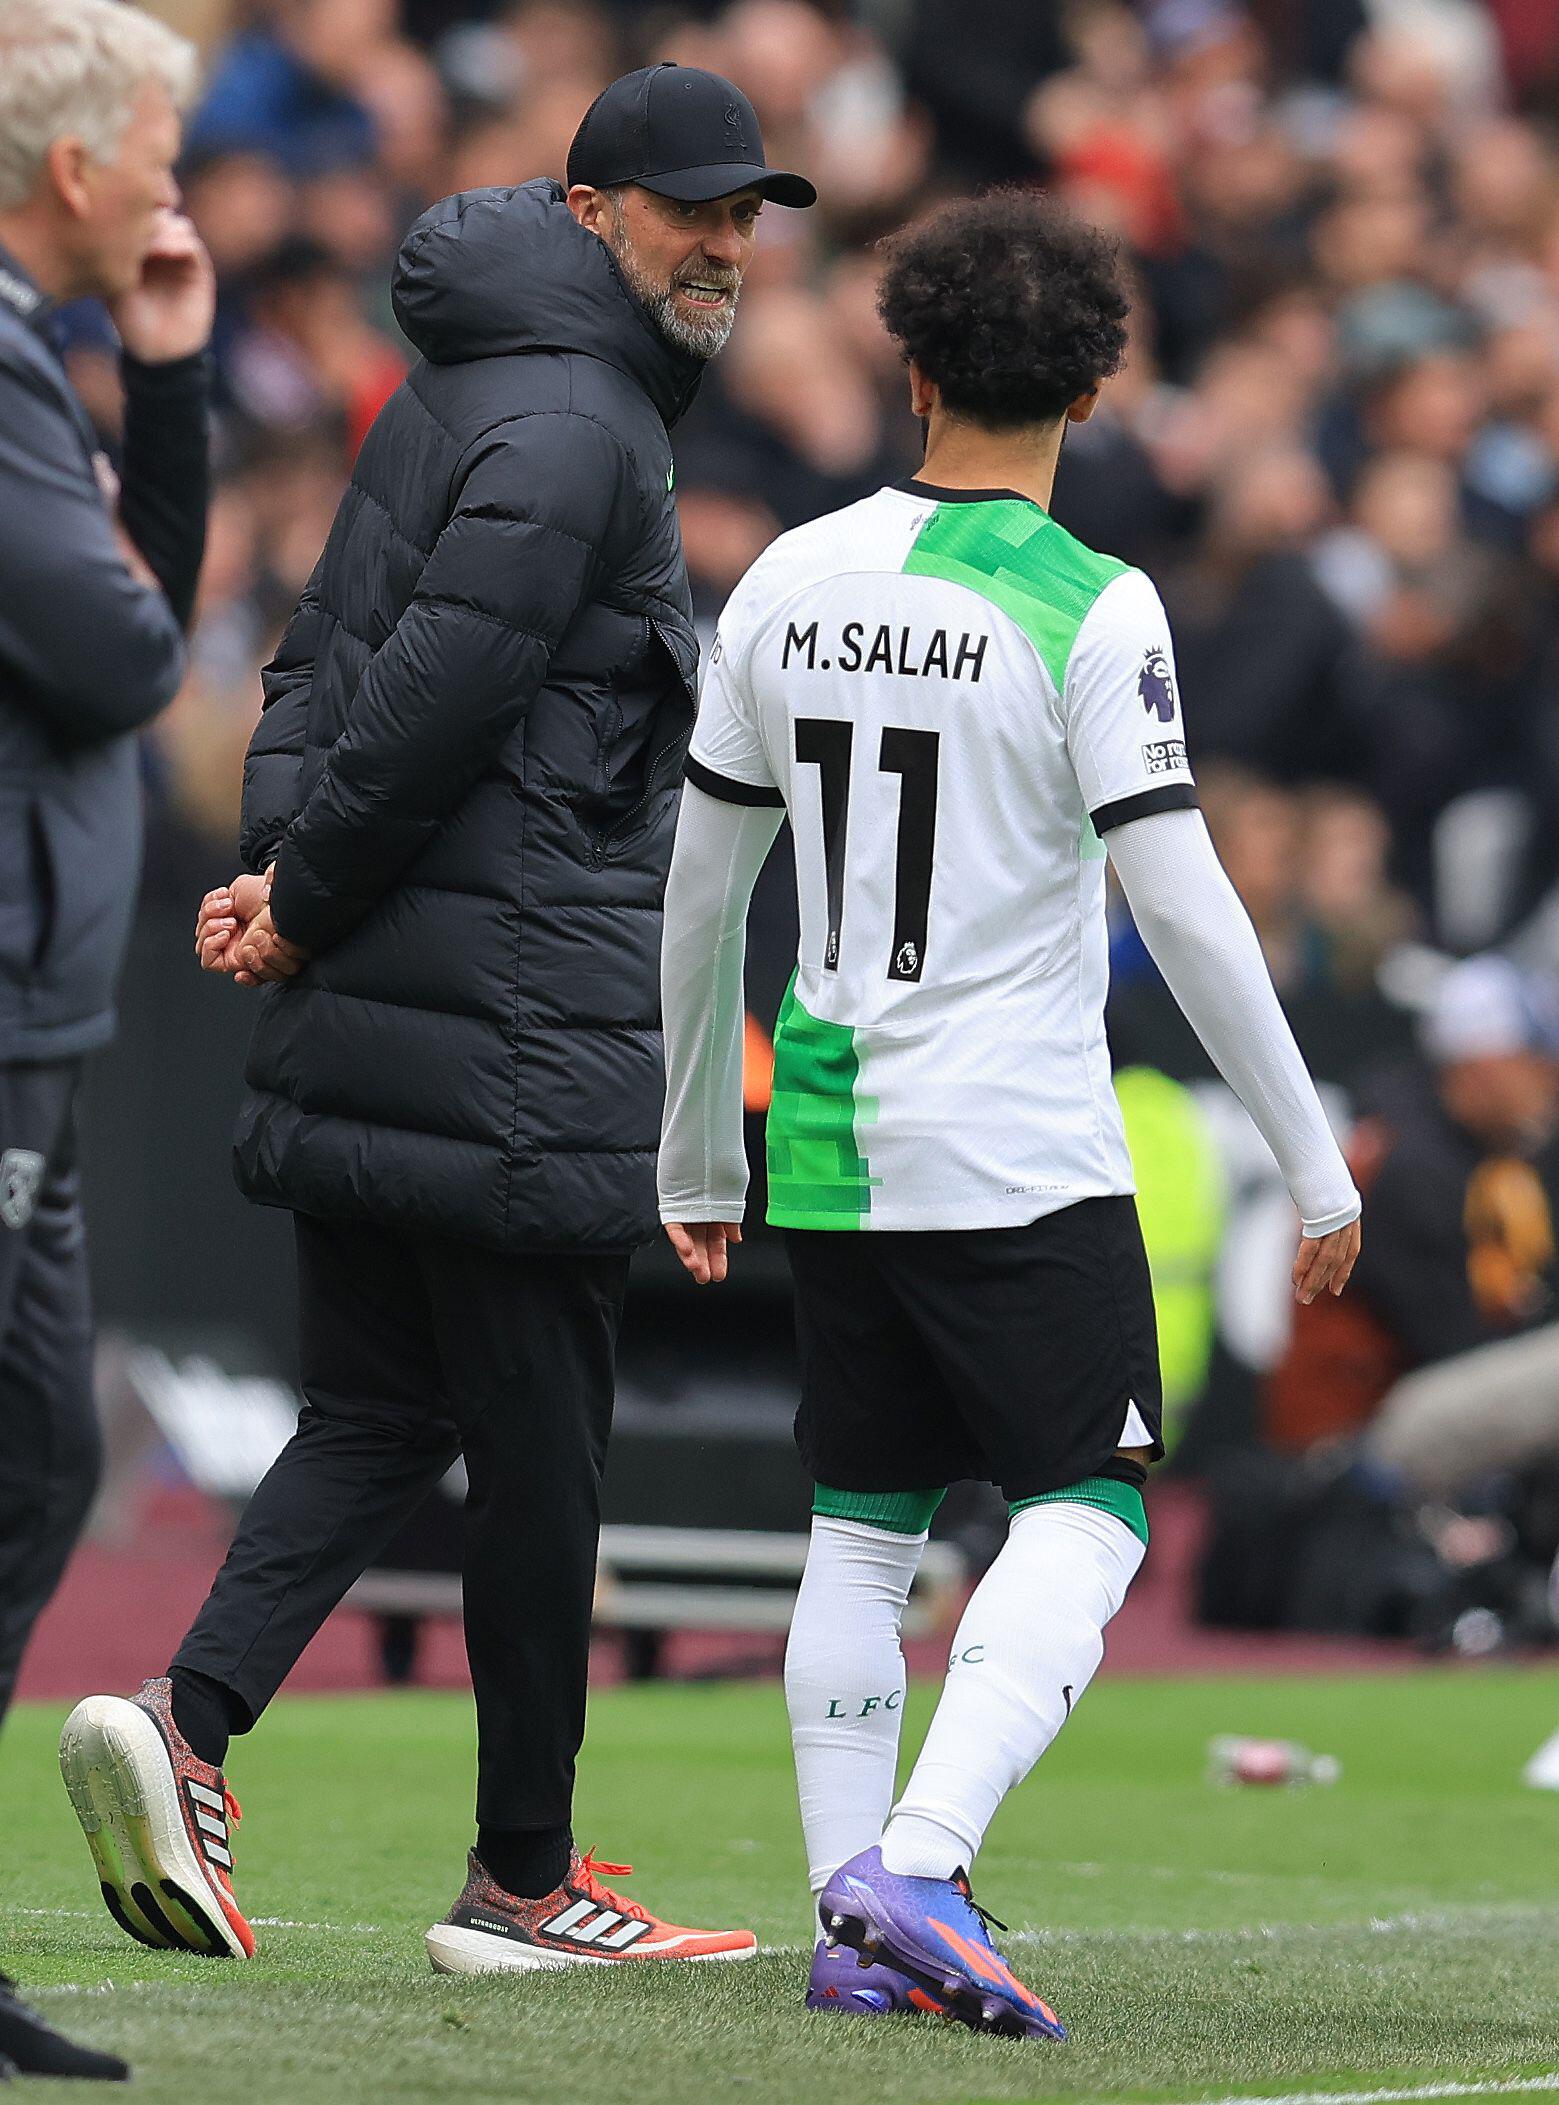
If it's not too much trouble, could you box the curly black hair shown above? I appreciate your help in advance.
[876,190,1129,429]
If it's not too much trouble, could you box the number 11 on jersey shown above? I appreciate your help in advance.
[794,717,941,983]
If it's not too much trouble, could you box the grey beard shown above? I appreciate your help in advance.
[608,223,739,361]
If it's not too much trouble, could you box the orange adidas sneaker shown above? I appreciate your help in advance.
[426,1847,757,1973]
[60,1678,255,1960]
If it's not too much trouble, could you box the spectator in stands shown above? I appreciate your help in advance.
[902,0,1066,184]
[1269,954,1559,1486]
[701,282,903,529]
[1198,767,1329,995]
[224,234,406,453]
[1296,784,1420,995]
[1320,447,1505,884]
[1166,444,1359,785]
[186,0,391,174]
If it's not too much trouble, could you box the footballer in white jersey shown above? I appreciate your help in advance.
[655,190,1361,2039]
[686,477,1198,1233]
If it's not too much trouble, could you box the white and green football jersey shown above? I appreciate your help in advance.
[686,480,1199,1233]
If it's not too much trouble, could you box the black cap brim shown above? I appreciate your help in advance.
[635,162,817,208]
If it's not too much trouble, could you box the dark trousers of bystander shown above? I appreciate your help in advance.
[172,1213,628,1837]
[0,1057,99,1730]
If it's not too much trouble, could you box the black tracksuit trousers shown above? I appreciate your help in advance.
[0,1059,100,1730]
[173,1213,628,1831]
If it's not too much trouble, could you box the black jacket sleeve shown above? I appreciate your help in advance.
[268,410,634,954]
[240,559,324,875]
[118,350,211,631]
[0,356,188,743]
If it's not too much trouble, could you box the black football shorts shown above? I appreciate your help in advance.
[785,1194,1164,1504]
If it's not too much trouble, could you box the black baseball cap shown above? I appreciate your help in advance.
[567,63,816,209]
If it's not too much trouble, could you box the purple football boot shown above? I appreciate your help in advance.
[805,1937,948,2018]
[817,1845,1067,2042]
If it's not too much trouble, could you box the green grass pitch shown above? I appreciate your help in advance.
[3,1669,1559,2103]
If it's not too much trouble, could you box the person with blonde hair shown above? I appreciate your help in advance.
[0,0,213,2078]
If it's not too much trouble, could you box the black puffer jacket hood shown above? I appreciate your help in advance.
[392,179,703,428]
[233,182,703,1253]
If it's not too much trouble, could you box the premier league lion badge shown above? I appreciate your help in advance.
[1138,648,1178,723]
[0,1148,45,1231]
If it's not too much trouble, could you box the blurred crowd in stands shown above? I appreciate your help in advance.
[93,0,1559,970]
[73,0,1559,1642]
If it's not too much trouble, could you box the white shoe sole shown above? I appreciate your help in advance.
[425,1923,757,1975]
[59,1695,251,1959]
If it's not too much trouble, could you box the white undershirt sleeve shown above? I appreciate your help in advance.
[658,781,785,1224]
[1106,806,1361,1238]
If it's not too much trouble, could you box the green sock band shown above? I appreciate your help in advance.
[1009,1474,1149,1547]
[812,1484,947,1535]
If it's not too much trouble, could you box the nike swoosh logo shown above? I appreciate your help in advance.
[1062,1685,1074,1718]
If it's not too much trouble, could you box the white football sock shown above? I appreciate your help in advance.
[880,1500,1145,1879]
[784,1516,925,1894]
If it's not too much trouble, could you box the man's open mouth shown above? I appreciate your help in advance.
[676,281,734,308]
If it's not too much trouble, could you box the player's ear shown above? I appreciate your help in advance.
[907,359,937,420]
[1066,386,1101,425]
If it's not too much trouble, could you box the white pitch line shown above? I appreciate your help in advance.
[759,1901,1559,1963]
[19,1900,1551,1957]
[1049,1860,1335,1891]
[1018,1901,1559,1948]
[1197,2077,1559,2105]
[7,1907,381,1934]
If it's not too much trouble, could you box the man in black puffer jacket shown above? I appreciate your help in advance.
[65,67,813,1974]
